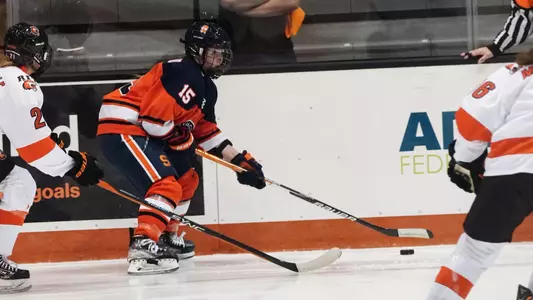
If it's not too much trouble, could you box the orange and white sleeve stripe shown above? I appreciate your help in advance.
[453,108,492,163]
[138,80,178,138]
[17,137,75,177]
[140,116,174,138]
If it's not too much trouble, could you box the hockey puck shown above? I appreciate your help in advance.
[400,249,415,255]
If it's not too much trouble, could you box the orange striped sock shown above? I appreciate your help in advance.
[435,266,474,299]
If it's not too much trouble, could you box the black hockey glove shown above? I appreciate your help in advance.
[230,151,266,190]
[51,133,104,186]
[447,140,487,194]
[66,151,104,187]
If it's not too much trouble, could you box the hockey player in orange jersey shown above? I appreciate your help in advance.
[0,23,104,293]
[426,49,533,300]
[97,21,266,275]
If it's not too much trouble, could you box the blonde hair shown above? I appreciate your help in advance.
[0,54,14,68]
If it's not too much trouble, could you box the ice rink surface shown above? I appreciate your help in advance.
[9,243,533,300]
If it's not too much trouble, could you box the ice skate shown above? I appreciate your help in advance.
[127,235,179,275]
[0,256,31,293]
[158,231,195,260]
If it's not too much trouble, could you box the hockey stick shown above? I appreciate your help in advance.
[196,149,434,239]
[96,180,342,273]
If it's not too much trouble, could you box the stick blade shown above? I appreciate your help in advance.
[295,247,342,273]
[397,228,434,239]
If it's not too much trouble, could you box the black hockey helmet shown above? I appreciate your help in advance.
[180,21,232,79]
[4,22,53,76]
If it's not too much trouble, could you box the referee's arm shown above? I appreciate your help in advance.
[491,0,533,54]
[462,0,533,63]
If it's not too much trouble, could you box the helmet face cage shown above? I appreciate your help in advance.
[200,42,232,79]
[32,45,53,76]
[183,21,233,79]
[4,23,53,75]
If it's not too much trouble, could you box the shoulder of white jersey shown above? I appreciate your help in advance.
[471,63,533,104]
[0,66,39,92]
[476,63,527,88]
[0,66,41,108]
[497,63,533,79]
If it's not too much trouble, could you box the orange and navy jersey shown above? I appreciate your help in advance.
[97,57,227,151]
[454,63,533,176]
[0,66,75,177]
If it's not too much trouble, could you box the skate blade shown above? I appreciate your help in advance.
[0,279,32,294]
[127,259,179,276]
[178,251,195,260]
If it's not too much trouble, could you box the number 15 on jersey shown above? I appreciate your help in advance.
[179,84,196,104]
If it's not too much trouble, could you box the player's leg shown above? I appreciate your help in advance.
[99,134,182,275]
[157,149,198,259]
[158,168,198,259]
[0,165,37,293]
[426,174,533,299]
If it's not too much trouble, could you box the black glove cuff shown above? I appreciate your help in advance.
[230,152,245,166]
[208,139,233,159]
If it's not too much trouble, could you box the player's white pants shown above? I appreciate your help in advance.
[0,166,36,256]
[426,233,503,299]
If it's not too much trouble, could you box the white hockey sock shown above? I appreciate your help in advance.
[0,224,22,257]
[426,233,503,299]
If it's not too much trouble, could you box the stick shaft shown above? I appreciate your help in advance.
[96,180,302,272]
[195,149,433,239]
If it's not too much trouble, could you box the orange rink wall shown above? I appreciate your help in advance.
[12,213,533,264]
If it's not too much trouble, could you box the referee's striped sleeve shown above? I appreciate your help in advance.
[491,0,533,54]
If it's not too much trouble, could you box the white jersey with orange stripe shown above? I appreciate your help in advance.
[455,63,533,176]
[0,66,75,177]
